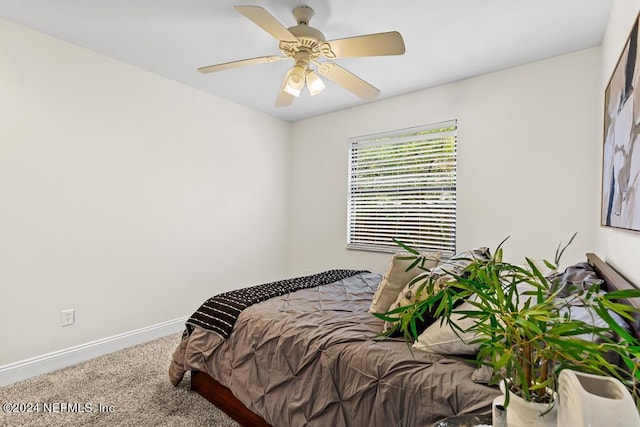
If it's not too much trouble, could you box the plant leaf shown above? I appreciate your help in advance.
[393,239,419,255]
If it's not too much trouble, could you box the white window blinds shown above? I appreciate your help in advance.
[347,120,457,256]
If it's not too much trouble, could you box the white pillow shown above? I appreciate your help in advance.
[413,300,480,354]
[413,282,536,354]
[368,251,441,314]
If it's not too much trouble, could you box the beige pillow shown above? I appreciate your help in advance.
[411,280,553,356]
[413,300,481,354]
[369,251,441,314]
[382,271,447,332]
[412,282,536,354]
[383,247,491,333]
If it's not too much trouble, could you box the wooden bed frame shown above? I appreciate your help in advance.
[191,253,640,427]
[191,370,271,427]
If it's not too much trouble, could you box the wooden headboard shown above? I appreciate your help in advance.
[586,252,640,338]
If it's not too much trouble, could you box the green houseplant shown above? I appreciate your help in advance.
[378,237,640,414]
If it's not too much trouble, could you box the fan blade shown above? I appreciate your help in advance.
[275,71,294,107]
[235,6,297,42]
[326,31,405,58]
[197,56,286,73]
[316,62,380,101]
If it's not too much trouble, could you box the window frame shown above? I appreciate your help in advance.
[346,120,457,256]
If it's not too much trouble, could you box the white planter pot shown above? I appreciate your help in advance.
[558,369,640,427]
[499,381,557,427]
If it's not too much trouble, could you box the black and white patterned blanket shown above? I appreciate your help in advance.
[186,269,367,339]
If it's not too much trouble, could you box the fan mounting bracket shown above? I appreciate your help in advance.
[292,6,314,26]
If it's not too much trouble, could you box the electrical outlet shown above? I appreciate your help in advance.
[61,309,74,327]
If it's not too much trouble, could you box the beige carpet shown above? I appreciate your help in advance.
[0,333,239,426]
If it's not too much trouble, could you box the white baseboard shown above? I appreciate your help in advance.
[0,316,189,387]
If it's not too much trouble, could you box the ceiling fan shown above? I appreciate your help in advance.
[197,5,406,107]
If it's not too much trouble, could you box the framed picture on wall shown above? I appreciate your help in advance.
[602,13,640,232]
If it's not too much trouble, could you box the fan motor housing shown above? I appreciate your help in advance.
[281,24,332,62]
[288,25,325,43]
[280,6,332,62]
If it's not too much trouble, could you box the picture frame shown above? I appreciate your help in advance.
[602,12,640,232]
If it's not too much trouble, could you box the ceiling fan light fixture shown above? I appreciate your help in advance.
[306,70,326,96]
[284,66,306,96]
[283,84,302,97]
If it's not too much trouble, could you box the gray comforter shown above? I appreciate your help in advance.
[169,272,499,426]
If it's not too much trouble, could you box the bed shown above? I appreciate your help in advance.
[169,253,640,427]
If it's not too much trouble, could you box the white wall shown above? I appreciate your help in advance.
[287,48,602,276]
[0,19,290,365]
[596,0,640,286]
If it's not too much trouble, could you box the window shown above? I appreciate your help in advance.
[347,120,457,256]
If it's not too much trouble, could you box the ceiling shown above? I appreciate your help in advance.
[0,0,612,122]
